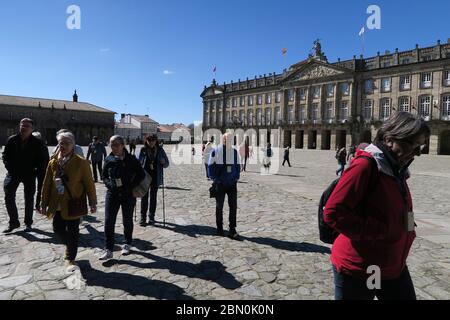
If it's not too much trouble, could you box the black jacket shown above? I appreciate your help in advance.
[2,133,49,179]
[102,150,145,195]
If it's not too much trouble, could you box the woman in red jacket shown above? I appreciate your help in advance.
[324,112,430,300]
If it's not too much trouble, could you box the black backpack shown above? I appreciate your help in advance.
[318,156,378,244]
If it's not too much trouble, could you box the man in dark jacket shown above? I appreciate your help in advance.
[86,136,107,183]
[2,118,49,233]
[208,133,241,239]
[138,134,169,226]
[282,146,292,167]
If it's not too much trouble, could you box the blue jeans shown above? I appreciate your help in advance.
[332,265,417,300]
[336,163,345,176]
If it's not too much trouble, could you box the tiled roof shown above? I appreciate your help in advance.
[0,94,115,114]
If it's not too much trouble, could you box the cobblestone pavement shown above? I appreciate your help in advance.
[0,146,449,300]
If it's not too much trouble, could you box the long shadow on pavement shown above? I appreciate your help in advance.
[153,223,330,254]
[102,250,242,290]
[78,260,194,300]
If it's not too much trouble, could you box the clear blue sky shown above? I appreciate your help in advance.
[0,0,448,125]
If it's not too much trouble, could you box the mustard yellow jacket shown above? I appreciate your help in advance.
[41,155,97,220]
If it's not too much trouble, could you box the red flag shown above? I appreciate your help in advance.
[282,48,287,55]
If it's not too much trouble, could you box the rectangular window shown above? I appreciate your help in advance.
[248,96,254,106]
[276,92,282,103]
[363,100,373,120]
[400,75,411,90]
[312,103,319,120]
[326,84,334,97]
[266,93,272,104]
[299,88,307,100]
[443,70,450,86]
[341,83,350,96]
[232,97,237,108]
[275,107,281,123]
[421,73,432,88]
[364,80,374,94]
[299,105,306,121]
[325,102,333,120]
[419,96,431,118]
[313,86,321,99]
[381,78,391,92]
[240,96,245,107]
[217,100,222,108]
[380,99,391,120]
[239,110,245,124]
[256,109,262,125]
[340,101,348,120]
[401,58,410,65]
[288,89,295,102]
[247,110,253,126]
[399,97,410,113]
[442,96,450,117]
[265,109,272,125]
[257,94,263,105]
[288,106,294,123]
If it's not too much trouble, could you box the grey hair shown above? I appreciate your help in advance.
[56,131,75,144]
[110,135,125,145]
[374,112,431,144]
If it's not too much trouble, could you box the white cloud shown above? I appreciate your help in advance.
[163,70,175,75]
[99,48,110,53]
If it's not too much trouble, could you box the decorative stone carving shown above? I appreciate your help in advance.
[292,65,343,81]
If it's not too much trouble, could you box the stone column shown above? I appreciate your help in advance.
[316,131,322,150]
[291,132,296,149]
[303,131,309,149]
[331,129,337,150]
[429,127,439,155]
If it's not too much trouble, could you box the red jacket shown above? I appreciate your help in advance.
[324,146,416,280]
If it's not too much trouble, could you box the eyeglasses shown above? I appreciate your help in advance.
[396,140,427,154]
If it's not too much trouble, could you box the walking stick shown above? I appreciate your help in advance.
[162,170,166,227]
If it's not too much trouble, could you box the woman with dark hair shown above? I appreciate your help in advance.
[324,112,430,300]
[138,134,169,226]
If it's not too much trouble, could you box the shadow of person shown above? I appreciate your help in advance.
[164,186,192,191]
[154,223,330,254]
[153,222,217,238]
[77,260,194,300]
[82,224,157,252]
[103,251,242,290]
[14,229,59,245]
[240,237,331,254]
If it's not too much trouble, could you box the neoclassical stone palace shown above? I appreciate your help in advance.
[201,40,450,155]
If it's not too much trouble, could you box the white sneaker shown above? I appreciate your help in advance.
[121,244,131,255]
[99,249,113,261]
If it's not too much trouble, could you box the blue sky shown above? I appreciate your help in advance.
[0,0,448,125]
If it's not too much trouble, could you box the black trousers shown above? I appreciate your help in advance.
[205,164,209,178]
[215,183,237,231]
[243,156,249,171]
[282,158,291,167]
[141,179,159,221]
[333,265,416,300]
[91,161,103,182]
[4,174,36,227]
[105,192,136,251]
[53,212,80,261]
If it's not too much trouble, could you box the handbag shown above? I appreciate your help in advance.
[60,172,88,218]
[133,171,153,198]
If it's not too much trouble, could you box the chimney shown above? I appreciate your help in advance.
[121,113,125,119]
[73,90,78,102]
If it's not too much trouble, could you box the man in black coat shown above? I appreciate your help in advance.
[2,118,49,233]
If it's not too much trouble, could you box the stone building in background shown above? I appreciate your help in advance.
[0,91,115,146]
[201,40,450,155]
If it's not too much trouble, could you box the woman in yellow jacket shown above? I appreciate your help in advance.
[40,131,97,271]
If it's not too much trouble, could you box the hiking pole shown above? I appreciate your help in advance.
[162,170,166,227]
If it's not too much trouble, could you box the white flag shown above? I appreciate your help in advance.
[359,26,365,37]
